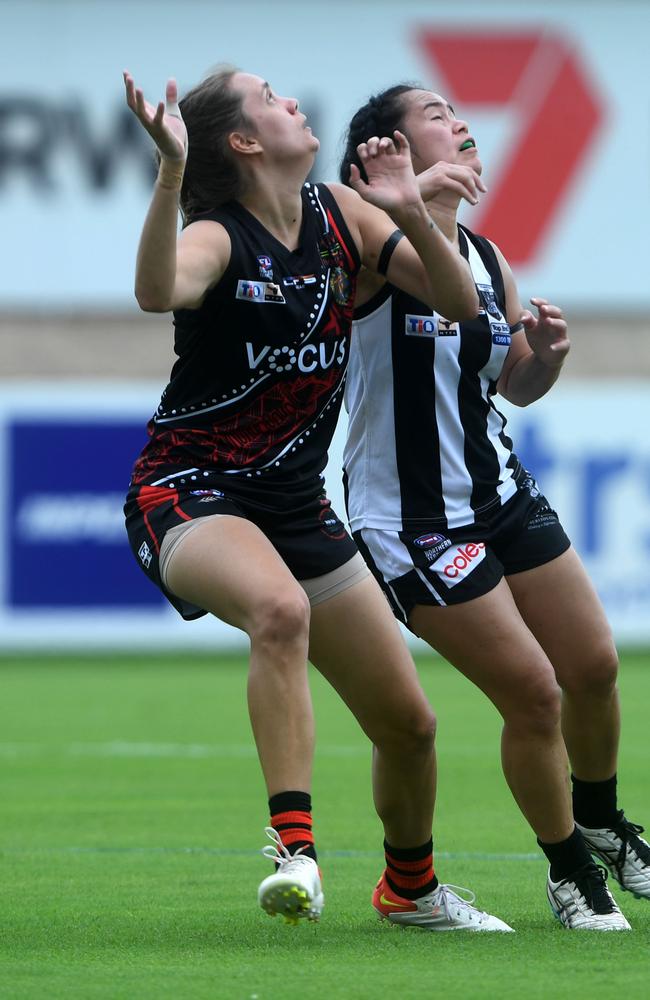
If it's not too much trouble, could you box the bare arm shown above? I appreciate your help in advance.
[494,243,571,406]
[123,72,230,312]
[332,133,479,321]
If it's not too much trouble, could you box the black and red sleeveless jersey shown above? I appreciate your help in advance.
[131,182,360,506]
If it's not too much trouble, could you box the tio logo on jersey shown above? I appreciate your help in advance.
[236,279,285,304]
[405,315,459,338]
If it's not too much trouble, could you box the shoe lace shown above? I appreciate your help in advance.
[261,826,312,870]
[436,883,485,922]
[612,813,650,868]
[561,862,614,914]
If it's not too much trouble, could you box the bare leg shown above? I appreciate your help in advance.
[308,575,436,847]
[410,581,573,843]
[507,548,620,781]
[165,516,313,796]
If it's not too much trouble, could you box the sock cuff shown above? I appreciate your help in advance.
[268,790,312,815]
[537,825,579,850]
[571,773,617,789]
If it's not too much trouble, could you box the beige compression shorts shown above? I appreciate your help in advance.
[159,516,370,607]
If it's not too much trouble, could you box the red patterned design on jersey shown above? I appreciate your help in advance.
[131,363,345,484]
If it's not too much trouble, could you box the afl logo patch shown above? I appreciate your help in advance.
[257,255,274,279]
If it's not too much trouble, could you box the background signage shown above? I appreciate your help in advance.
[1,383,648,648]
[2,0,649,308]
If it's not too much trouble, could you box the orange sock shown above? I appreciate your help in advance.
[268,791,317,862]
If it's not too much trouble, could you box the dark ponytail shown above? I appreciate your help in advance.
[178,65,252,224]
[339,84,419,185]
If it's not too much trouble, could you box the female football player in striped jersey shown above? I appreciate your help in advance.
[340,84,649,930]
[122,68,512,932]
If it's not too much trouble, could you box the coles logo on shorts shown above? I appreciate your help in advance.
[429,541,486,588]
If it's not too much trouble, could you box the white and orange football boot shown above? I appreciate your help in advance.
[372,872,513,932]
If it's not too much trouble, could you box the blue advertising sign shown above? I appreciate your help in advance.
[1,381,649,648]
[8,420,164,609]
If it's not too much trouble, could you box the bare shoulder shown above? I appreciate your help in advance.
[177,219,232,283]
[179,218,231,254]
[320,182,368,229]
[173,219,232,309]
[320,181,362,209]
[485,238,512,275]
[320,181,394,244]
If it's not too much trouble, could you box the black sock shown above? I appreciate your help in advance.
[538,825,595,882]
[268,790,317,863]
[571,773,619,828]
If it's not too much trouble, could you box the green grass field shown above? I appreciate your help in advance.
[2,650,650,999]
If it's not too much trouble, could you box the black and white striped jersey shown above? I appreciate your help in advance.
[131,183,360,506]
[343,225,522,532]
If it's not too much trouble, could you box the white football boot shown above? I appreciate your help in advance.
[546,862,631,930]
[576,812,650,899]
[258,827,324,925]
[373,872,514,931]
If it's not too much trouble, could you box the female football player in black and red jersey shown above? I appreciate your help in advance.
[122,67,512,932]
[340,84,650,930]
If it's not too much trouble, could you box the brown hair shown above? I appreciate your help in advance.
[178,65,252,223]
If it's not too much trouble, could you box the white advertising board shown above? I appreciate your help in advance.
[0,381,649,649]
[2,0,649,309]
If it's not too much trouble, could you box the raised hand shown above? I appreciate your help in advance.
[521,297,570,368]
[123,71,187,162]
[416,161,487,206]
[348,131,422,216]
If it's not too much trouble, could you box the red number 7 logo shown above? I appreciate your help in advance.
[416,30,604,266]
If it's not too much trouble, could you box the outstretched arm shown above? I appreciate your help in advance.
[123,72,228,312]
[494,243,570,406]
[332,132,479,320]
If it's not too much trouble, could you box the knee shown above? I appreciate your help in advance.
[409,705,437,754]
[378,703,437,758]
[248,588,311,651]
[504,671,562,736]
[562,638,619,700]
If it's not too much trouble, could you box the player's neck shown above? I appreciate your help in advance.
[239,166,306,250]
[426,198,460,246]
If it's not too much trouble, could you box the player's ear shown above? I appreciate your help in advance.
[229,131,262,156]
